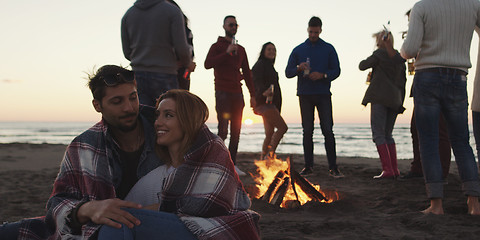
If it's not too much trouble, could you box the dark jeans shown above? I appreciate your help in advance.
[134,71,178,107]
[98,208,197,240]
[413,69,480,198]
[0,218,50,240]
[299,94,337,170]
[410,109,451,178]
[215,91,245,164]
[472,111,480,160]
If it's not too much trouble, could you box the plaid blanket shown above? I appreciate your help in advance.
[17,105,161,239]
[160,125,261,240]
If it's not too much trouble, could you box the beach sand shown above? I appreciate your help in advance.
[1,143,480,239]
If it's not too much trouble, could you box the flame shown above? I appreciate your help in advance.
[251,156,338,208]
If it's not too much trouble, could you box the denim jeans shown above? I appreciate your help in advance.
[134,71,178,107]
[97,208,197,240]
[299,94,337,170]
[370,103,397,145]
[472,111,480,159]
[413,69,480,198]
[0,218,50,240]
[215,91,245,164]
[410,110,451,178]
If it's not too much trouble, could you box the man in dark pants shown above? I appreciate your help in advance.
[204,15,256,176]
[402,111,451,180]
[285,16,343,178]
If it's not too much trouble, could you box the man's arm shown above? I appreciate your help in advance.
[45,145,141,236]
[401,5,424,59]
[241,48,256,107]
[204,43,231,69]
[121,15,132,61]
[324,47,341,81]
[171,9,191,68]
[285,50,301,78]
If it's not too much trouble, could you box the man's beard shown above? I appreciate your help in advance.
[225,31,235,38]
[117,119,138,132]
[115,112,139,132]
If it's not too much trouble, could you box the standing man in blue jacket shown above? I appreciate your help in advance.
[285,16,343,178]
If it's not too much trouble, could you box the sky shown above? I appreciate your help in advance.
[1,0,479,124]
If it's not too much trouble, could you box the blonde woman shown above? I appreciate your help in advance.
[359,31,407,179]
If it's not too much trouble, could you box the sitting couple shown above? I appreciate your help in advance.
[1,65,260,240]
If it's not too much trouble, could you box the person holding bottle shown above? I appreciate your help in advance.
[359,30,407,179]
[252,42,288,159]
[285,16,342,178]
[401,0,480,215]
[204,15,256,176]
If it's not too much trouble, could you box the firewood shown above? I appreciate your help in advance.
[287,156,300,202]
[290,169,328,202]
[261,170,285,202]
[270,177,290,206]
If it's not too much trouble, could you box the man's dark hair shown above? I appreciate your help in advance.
[308,16,322,28]
[224,15,236,24]
[88,65,133,101]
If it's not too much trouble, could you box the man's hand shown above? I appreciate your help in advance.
[77,198,142,229]
[309,72,324,81]
[226,44,238,55]
[188,61,197,72]
[297,62,309,72]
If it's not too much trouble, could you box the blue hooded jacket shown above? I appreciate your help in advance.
[285,38,340,95]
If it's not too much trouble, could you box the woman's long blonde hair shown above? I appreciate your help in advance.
[155,89,209,165]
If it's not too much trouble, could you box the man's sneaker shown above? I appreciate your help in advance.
[235,166,247,176]
[299,167,313,176]
[329,168,344,178]
[399,171,423,179]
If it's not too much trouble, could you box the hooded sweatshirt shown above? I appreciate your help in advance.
[121,0,191,74]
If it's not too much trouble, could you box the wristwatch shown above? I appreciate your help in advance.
[324,73,328,79]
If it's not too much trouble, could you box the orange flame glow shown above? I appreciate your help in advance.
[251,156,339,208]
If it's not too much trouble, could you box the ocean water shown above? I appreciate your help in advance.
[0,122,477,160]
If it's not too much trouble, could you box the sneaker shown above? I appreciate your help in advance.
[299,167,313,176]
[399,171,423,179]
[329,168,344,178]
[235,166,246,176]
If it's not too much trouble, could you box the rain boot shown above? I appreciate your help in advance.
[374,144,395,179]
[388,143,400,177]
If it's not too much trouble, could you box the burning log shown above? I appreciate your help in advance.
[287,156,300,202]
[254,155,334,208]
[261,170,286,202]
[287,155,328,202]
[270,177,290,206]
[290,170,328,202]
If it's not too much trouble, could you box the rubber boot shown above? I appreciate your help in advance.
[388,143,400,176]
[374,144,395,179]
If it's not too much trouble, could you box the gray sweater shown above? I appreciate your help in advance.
[121,0,191,74]
[400,0,480,73]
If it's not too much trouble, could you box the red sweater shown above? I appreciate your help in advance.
[204,37,255,96]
